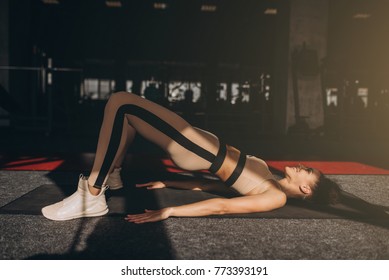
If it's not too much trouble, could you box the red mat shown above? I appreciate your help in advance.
[1,155,389,175]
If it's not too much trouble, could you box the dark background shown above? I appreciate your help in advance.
[1,0,389,165]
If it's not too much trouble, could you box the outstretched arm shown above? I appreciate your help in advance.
[125,192,286,223]
[136,178,230,193]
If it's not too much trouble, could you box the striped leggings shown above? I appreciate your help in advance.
[89,92,221,188]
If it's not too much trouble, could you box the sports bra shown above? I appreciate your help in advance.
[209,144,274,195]
[230,155,274,194]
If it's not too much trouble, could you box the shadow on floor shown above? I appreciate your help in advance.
[26,161,176,260]
[26,217,175,260]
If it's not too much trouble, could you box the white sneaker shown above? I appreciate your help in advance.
[106,167,123,190]
[41,175,109,221]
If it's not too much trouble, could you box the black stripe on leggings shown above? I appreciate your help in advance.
[95,104,217,187]
[208,142,226,173]
[224,153,247,187]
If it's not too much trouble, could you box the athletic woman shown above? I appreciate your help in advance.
[42,92,340,222]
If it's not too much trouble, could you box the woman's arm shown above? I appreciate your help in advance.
[125,192,286,223]
[136,178,229,193]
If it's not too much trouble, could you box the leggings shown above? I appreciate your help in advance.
[88,92,221,188]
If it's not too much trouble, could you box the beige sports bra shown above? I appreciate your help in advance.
[208,144,274,195]
[231,155,274,195]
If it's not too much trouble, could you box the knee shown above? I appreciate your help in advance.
[105,91,136,113]
[108,91,133,104]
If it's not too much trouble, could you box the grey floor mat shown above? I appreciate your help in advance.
[1,184,388,224]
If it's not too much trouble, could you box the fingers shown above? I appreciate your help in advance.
[125,209,164,224]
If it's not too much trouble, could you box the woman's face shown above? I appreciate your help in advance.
[284,164,321,188]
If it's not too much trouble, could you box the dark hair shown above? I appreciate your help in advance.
[308,174,342,205]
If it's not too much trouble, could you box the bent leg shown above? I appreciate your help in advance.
[42,92,222,220]
[88,112,135,191]
[112,121,135,169]
[88,92,220,190]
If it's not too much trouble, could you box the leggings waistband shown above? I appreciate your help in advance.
[209,143,247,187]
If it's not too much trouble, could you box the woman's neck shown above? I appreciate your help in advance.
[277,178,300,199]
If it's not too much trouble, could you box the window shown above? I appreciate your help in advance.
[326,88,338,106]
[357,88,368,108]
[82,79,115,100]
[168,81,201,103]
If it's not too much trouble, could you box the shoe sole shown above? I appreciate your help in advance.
[42,208,109,221]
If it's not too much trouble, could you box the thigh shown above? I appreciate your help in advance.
[169,127,219,171]
[111,93,219,170]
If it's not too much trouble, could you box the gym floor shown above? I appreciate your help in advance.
[0,131,388,260]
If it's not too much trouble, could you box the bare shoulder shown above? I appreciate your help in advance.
[234,182,286,213]
[261,180,287,208]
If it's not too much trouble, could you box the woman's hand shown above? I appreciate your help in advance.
[135,181,166,190]
[125,208,173,224]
